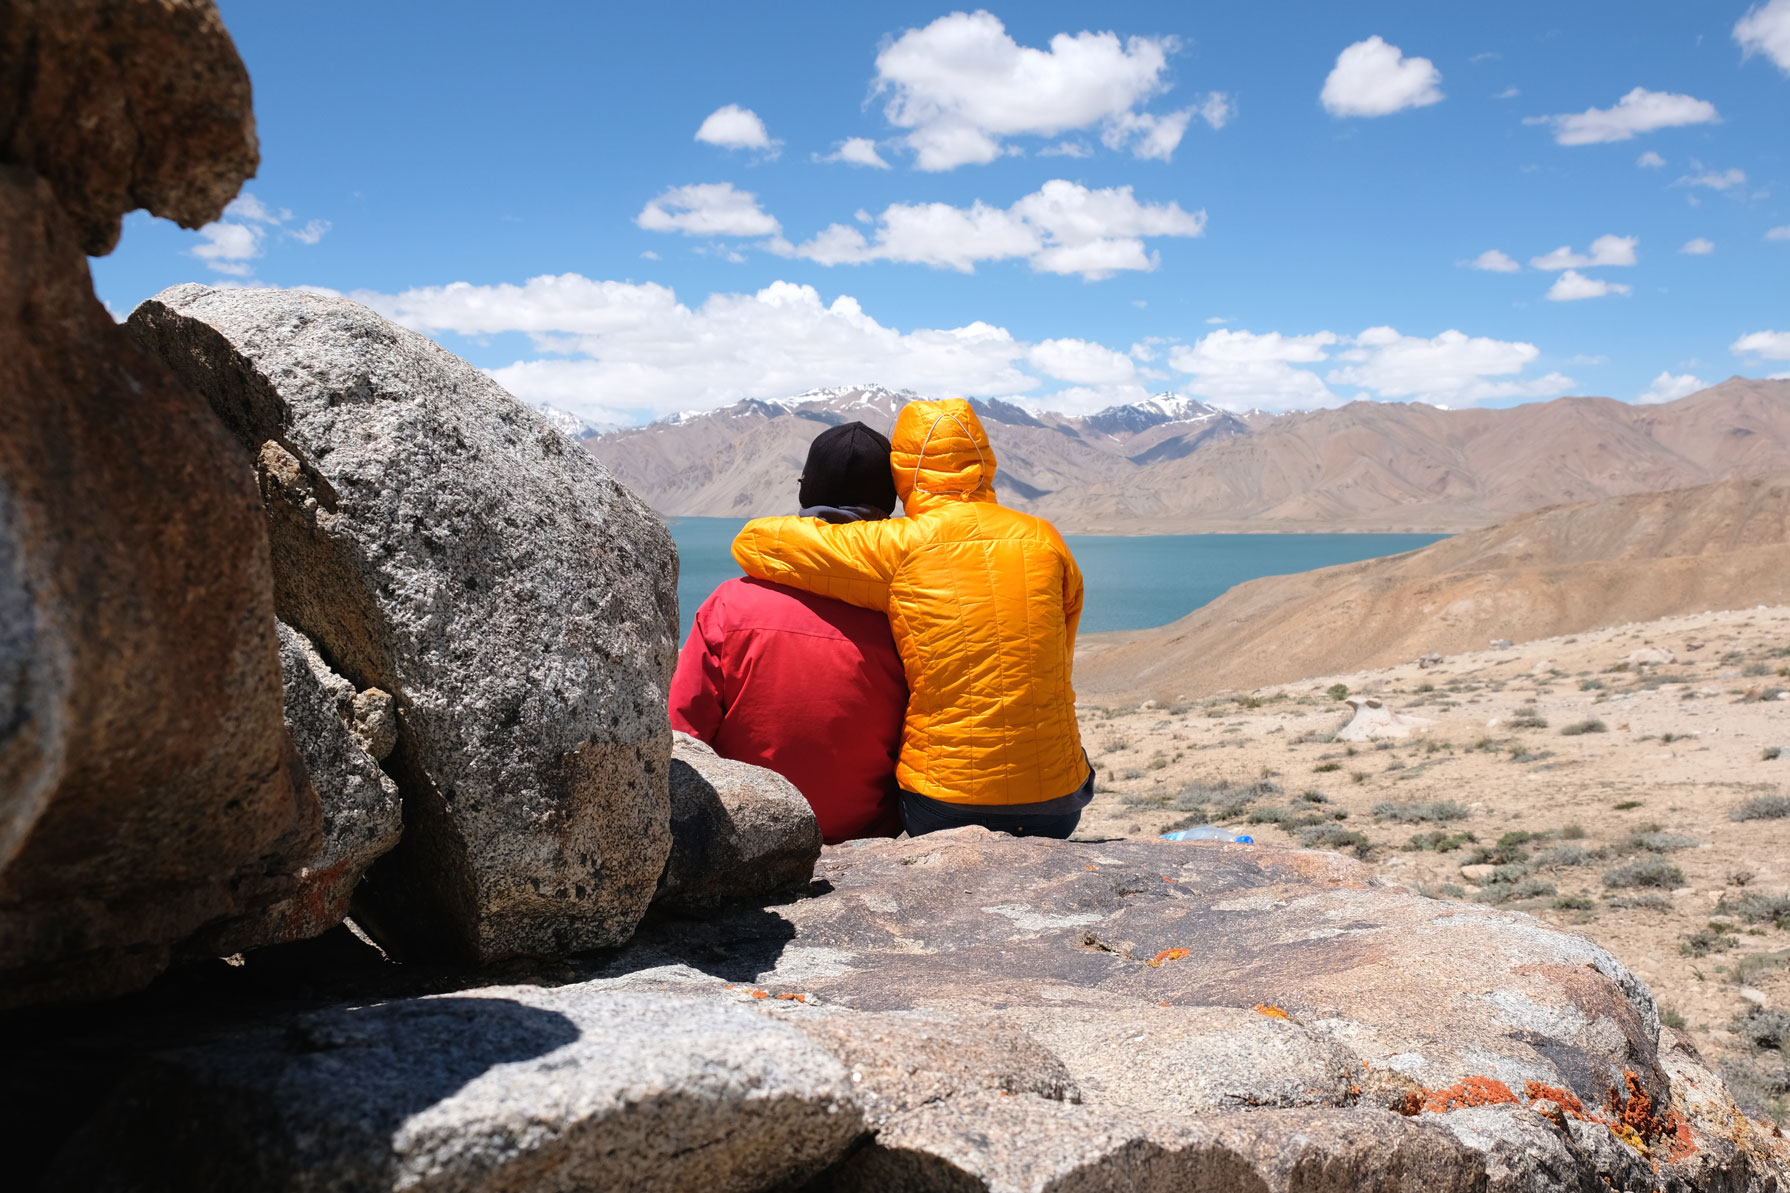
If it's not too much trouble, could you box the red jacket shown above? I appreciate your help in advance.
[668,577,906,843]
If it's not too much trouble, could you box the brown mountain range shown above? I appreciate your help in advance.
[1072,471,1790,700]
[585,377,1790,533]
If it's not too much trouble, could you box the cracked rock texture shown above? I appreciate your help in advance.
[129,285,680,963]
[55,833,1790,1192]
[0,0,319,1009]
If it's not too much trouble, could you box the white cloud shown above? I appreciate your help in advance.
[287,218,331,245]
[1680,237,1715,255]
[1675,166,1746,191]
[1733,330,1790,359]
[1545,269,1632,301]
[1769,226,1790,240]
[189,190,324,276]
[1100,108,1193,161]
[1493,87,1521,100]
[1327,327,1572,404]
[1637,371,1709,403]
[1038,140,1092,157]
[1529,234,1638,270]
[1028,337,1137,384]
[1735,0,1790,73]
[871,12,1199,168]
[818,137,891,168]
[694,104,780,157]
[1527,87,1718,145]
[1167,329,1341,410]
[777,180,1205,281]
[1637,150,1666,168]
[355,274,1041,424]
[1198,91,1235,129]
[1319,36,1444,117]
[640,250,660,260]
[636,182,781,237]
[1466,249,1521,273]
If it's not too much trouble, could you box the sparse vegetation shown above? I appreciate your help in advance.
[1326,684,1350,702]
[1730,895,1790,929]
[1630,831,1698,852]
[1553,894,1596,911]
[1681,925,1740,957]
[1606,893,1673,911]
[1603,857,1686,889]
[1313,761,1342,773]
[1478,877,1556,904]
[1508,712,1549,730]
[1733,794,1790,821]
[1533,844,1591,868]
[1408,830,1475,852]
[1560,719,1608,736]
[1614,800,1643,810]
[1372,800,1470,823]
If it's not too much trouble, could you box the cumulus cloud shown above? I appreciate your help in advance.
[1637,150,1666,168]
[1526,87,1718,145]
[1320,36,1444,117]
[1327,327,1572,404]
[1675,165,1746,191]
[1637,371,1709,403]
[1529,235,1638,270]
[871,12,1203,168]
[1733,329,1790,359]
[776,180,1205,281]
[1466,249,1521,272]
[636,183,781,237]
[694,104,780,157]
[1546,269,1632,301]
[1027,337,1137,384]
[188,190,325,276]
[1735,0,1790,73]
[1197,91,1235,129]
[817,137,891,168]
[1167,329,1340,410]
[1681,238,1715,255]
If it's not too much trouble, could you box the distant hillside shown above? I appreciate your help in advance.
[585,378,1790,533]
[1074,472,1790,699]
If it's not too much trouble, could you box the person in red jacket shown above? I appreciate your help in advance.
[669,422,907,843]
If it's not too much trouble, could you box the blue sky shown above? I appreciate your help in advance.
[93,1,1790,425]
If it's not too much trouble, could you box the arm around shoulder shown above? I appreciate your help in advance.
[731,515,909,612]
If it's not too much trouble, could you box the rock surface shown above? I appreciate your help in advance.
[0,0,259,255]
[1333,696,1431,742]
[656,733,822,913]
[129,285,681,963]
[197,623,404,952]
[49,989,864,1193]
[0,164,316,1005]
[59,833,1789,1191]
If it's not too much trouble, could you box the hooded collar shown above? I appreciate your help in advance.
[890,398,1000,516]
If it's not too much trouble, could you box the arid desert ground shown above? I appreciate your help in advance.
[1075,604,1790,1122]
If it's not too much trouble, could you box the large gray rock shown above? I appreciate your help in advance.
[656,732,822,914]
[198,623,404,952]
[0,163,316,1005]
[129,285,680,963]
[49,988,864,1193]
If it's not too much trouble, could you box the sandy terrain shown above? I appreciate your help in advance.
[1074,604,1790,1122]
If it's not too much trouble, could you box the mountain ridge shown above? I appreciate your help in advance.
[584,377,1790,533]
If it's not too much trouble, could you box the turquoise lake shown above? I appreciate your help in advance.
[667,517,1445,641]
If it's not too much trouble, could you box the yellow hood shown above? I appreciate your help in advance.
[891,399,998,514]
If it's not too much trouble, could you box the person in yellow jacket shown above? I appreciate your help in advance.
[731,398,1092,838]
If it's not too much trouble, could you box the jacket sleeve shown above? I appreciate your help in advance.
[731,516,910,612]
[668,592,726,741]
[1061,543,1085,650]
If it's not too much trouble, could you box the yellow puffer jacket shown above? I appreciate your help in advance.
[731,399,1087,805]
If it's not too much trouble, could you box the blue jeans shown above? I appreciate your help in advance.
[898,765,1093,839]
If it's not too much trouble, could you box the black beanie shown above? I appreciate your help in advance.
[799,421,898,513]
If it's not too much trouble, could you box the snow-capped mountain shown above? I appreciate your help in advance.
[1080,393,1225,437]
[531,401,604,439]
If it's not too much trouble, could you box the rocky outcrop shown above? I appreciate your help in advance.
[1334,696,1431,742]
[0,0,320,1008]
[0,0,259,255]
[57,833,1790,1191]
[195,624,403,952]
[49,989,865,1193]
[656,732,822,914]
[129,285,681,964]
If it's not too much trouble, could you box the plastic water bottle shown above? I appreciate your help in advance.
[1161,826,1254,844]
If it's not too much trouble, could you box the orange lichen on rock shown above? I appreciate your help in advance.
[1254,1003,1290,1020]
[1148,948,1189,967]
[1524,1080,1591,1121]
[1606,1070,1696,1160]
[1397,1076,1520,1116]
